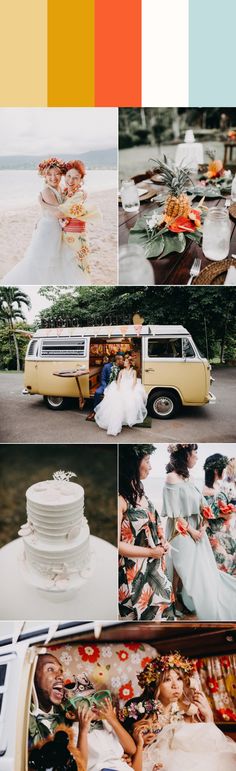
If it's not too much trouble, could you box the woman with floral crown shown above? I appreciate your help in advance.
[202,453,236,575]
[118,445,175,621]
[161,444,236,620]
[1,158,90,285]
[120,654,236,771]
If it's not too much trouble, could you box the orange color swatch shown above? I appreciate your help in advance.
[95,0,142,106]
[47,0,95,106]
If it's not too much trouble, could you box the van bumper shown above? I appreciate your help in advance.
[207,391,216,404]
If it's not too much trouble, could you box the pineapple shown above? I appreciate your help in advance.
[151,156,192,220]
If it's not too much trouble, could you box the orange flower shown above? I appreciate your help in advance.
[217,500,235,518]
[126,563,139,584]
[168,209,201,233]
[207,159,223,178]
[119,584,129,603]
[202,505,214,520]
[121,519,133,544]
[207,676,219,693]
[176,518,189,536]
[137,584,153,612]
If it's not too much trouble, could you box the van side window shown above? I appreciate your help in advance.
[27,340,38,357]
[148,338,182,358]
[41,338,87,358]
[182,338,195,358]
[0,665,6,689]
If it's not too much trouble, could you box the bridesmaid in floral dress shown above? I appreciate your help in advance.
[202,453,236,575]
[118,445,174,621]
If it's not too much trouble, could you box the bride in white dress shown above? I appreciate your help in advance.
[121,654,236,771]
[161,443,236,620]
[94,355,147,436]
[1,158,89,285]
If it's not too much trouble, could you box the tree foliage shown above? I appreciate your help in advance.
[37,286,236,363]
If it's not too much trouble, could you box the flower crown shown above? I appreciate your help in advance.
[167,444,193,454]
[203,455,228,472]
[132,445,156,458]
[138,653,196,689]
[37,157,67,176]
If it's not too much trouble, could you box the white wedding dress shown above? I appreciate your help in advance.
[142,722,236,771]
[1,186,90,285]
[162,480,236,620]
[94,369,147,436]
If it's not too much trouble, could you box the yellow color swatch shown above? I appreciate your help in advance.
[0,0,47,106]
[47,0,95,106]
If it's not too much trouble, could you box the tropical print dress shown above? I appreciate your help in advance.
[204,491,236,575]
[59,189,100,274]
[119,494,174,621]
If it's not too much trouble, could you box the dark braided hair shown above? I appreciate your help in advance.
[166,444,198,479]
[119,445,156,507]
[203,453,228,488]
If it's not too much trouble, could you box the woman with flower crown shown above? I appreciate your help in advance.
[120,654,236,771]
[202,453,236,575]
[118,445,175,621]
[1,158,90,285]
[161,444,236,620]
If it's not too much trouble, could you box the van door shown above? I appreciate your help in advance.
[24,339,39,393]
[142,336,206,404]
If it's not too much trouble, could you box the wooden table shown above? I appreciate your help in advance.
[53,368,89,409]
[119,185,236,285]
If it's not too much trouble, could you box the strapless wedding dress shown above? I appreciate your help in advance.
[94,369,147,436]
[143,722,236,771]
[1,187,90,285]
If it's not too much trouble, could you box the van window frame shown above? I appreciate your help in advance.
[144,335,200,361]
[0,652,17,756]
[26,339,39,359]
[38,337,88,360]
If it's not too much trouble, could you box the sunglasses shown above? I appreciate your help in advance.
[64,689,111,711]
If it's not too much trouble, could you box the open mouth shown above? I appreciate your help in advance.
[51,683,64,700]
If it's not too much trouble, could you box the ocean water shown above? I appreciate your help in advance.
[0,169,117,212]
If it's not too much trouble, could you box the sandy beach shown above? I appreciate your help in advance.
[0,188,117,285]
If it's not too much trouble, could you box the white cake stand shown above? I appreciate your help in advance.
[0,537,118,620]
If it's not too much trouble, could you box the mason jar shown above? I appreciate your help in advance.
[202,208,231,261]
[119,244,155,285]
[120,180,140,213]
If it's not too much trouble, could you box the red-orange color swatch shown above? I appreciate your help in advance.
[95,0,142,106]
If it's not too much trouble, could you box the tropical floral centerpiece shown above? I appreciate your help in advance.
[129,157,205,260]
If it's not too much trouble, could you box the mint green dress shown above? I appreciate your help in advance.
[162,480,236,621]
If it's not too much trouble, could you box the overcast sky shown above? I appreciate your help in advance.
[0,108,117,155]
[144,443,236,480]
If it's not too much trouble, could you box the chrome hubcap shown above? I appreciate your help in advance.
[153,396,173,416]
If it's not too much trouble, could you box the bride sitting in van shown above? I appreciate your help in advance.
[94,354,147,436]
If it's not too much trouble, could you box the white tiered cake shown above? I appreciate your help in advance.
[18,471,93,592]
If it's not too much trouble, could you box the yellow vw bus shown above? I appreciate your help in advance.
[24,324,215,419]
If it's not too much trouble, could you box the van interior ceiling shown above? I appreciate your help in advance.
[2,622,236,658]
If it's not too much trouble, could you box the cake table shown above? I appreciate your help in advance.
[0,536,117,620]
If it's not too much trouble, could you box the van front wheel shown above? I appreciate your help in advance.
[44,396,65,411]
[147,390,181,419]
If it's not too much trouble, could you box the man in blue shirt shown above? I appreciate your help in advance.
[86,353,124,421]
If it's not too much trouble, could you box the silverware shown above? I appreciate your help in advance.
[187,257,201,285]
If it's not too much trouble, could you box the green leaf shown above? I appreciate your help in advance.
[145,236,165,259]
[160,232,186,257]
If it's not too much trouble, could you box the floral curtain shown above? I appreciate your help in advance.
[196,654,236,722]
[47,642,236,722]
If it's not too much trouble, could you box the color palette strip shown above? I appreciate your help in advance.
[0,0,47,106]
[1,1,236,106]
